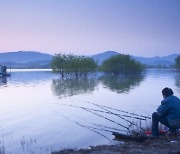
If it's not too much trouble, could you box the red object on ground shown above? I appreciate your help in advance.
[145,131,152,135]
[144,129,167,135]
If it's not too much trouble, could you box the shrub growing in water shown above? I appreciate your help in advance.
[51,53,97,77]
[101,54,144,74]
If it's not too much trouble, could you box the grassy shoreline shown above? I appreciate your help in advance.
[52,134,180,154]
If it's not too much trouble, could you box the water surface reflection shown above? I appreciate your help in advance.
[0,76,7,87]
[52,74,145,98]
[99,74,144,94]
[52,77,99,98]
[175,71,180,93]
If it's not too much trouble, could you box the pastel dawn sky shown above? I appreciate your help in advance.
[0,0,180,57]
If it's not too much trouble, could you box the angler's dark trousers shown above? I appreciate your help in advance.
[152,112,176,136]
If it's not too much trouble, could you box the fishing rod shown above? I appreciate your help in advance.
[87,126,115,133]
[45,105,115,142]
[86,103,142,130]
[70,104,146,120]
[75,114,126,132]
[84,107,146,120]
[93,123,125,132]
[55,113,112,142]
[60,103,146,130]
[92,104,145,130]
[60,102,146,130]
[49,101,145,120]
[72,98,151,119]
[60,103,129,130]
[50,102,124,132]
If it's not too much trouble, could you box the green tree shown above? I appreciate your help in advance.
[101,54,144,74]
[51,54,97,77]
[51,53,68,77]
[175,56,180,69]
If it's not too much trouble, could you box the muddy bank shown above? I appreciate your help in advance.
[52,135,180,154]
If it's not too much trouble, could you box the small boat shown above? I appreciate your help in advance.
[0,73,11,77]
[0,65,11,77]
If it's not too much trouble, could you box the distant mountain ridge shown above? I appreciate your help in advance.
[0,51,53,68]
[0,51,179,68]
[132,54,179,66]
[91,51,180,66]
[0,51,53,63]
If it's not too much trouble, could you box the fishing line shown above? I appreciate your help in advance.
[65,104,146,120]
[71,98,151,119]
[70,103,138,128]
[51,109,112,142]
[75,114,125,132]
[93,124,125,132]
[63,100,146,130]
[60,104,129,130]
[83,107,146,121]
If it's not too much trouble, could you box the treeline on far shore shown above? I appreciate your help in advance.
[51,54,180,77]
[2,54,180,71]
[145,56,180,69]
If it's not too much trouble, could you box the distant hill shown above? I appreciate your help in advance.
[0,51,53,68]
[0,51,53,63]
[91,51,120,65]
[91,51,180,67]
[132,54,180,67]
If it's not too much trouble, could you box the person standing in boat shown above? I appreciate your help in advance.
[152,87,180,137]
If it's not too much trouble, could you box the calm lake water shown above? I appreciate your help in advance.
[0,69,180,153]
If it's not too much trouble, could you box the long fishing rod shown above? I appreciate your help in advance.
[46,105,114,142]
[60,102,146,130]
[71,105,146,120]
[61,103,146,130]
[82,107,146,120]
[90,103,144,130]
[60,104,129,130]
[87,126,115,133]
[57,113,112,142]
[62,103,141,129]
[49,101,146,121]
[93,123,125,132]
[50,102,126,133]
[67,99,147,131]
[85,103,142,130]
[72,98,151,119]
[75,114,126,132]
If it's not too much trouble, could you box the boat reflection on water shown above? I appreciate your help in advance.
[0,76,7,86]
[99,74,144,94]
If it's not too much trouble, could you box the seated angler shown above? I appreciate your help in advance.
[152,87,180,137]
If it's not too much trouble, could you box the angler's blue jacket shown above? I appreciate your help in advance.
[157,95,180,128]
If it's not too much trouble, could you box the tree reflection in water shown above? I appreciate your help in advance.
[51,76,98,98]
[175,71,180,93]
[52,73,144,98]
[99,74,144,93]
[51,74,147,135]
